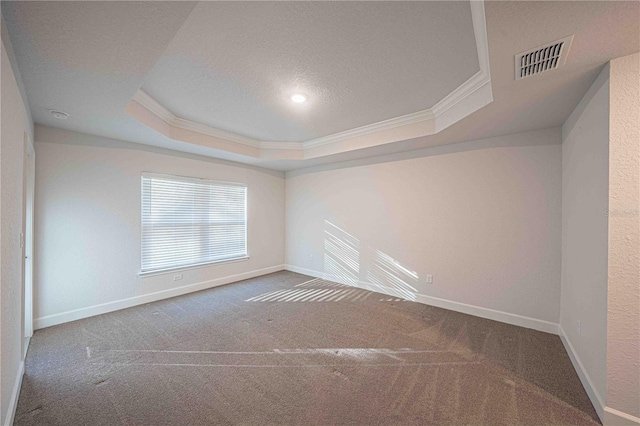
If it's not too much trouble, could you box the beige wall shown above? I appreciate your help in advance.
[33,126,285,327]
[560,63,610,418]
[1,36,30,424]
[606,52,639,422]
[286,128,562,327]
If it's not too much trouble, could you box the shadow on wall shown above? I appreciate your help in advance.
[323,220,419,300]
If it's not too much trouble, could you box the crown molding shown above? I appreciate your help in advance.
[133,89,176,124]
[432,71,490,119]
[260,141,302,150]
[173,117,260,148]
[127,0,492,161]
[432,0,491,120]
[303,109,436,150]
[133,91,262,149]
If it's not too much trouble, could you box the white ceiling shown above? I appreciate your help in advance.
[142,1,479,142]
[1,1,198,153]
[3,1,639,171]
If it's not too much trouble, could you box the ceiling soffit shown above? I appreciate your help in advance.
[126,1,492,161]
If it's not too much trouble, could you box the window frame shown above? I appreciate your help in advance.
[139,172,249,276]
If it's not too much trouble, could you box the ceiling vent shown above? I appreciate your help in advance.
[515,35,573,80]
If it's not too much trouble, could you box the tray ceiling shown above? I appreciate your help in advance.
[141,1,480,143]
[126,0,492,161]
[3,1,638,170]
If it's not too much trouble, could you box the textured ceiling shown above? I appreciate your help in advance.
[266,0,640,171]
[141,1,479,142]
[3,1,639,171]
[1,1,198,150]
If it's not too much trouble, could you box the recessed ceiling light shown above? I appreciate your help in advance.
[291,94,306,103]
[50,110,70,120]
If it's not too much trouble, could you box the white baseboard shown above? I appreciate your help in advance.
[35,265,285,329]
[284,264,559,335]
[283,264,322,278]
[558,329,640,425]
[3,361,24,426]
[604,407,640,425]
[412,292,559,334]
[558,325,605,422]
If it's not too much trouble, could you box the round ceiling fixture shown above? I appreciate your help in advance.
[290,94,307,103]
[50,110,70,120]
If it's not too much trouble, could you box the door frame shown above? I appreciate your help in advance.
[22,131,35,359]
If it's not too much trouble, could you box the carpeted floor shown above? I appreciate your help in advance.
[15,271,599,425]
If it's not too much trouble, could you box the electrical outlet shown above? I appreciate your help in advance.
[576,320,582,336]
[426,274,433,284]
[173,274,183,281]
[309,254,313,262]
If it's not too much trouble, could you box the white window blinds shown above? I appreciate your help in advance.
[141,173,247,274]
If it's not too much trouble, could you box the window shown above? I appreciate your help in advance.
[141,173,247,274]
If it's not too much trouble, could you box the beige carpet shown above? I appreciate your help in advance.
[15,271,599,425]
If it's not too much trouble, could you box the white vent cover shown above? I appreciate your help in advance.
[515,35,573,80]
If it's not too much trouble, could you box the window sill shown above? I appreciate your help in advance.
[139,256,250,278]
